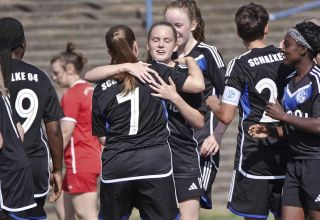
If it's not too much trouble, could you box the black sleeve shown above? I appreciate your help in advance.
[43,84,64,123]
[91,90,107,137]
[225,59,245,91]
[150,61,188,91]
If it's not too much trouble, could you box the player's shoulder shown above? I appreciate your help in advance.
[226,50,252,76]
[196,42,224,67]
[309,65,320,94]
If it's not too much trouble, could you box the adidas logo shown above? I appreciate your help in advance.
[188,182,198,191]
[315,194,320,202]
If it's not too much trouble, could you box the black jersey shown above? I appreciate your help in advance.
[8,59,64,157]
[165,63,206,178]
[178,42,226,149]
[0,95,30,169]
[224,45,293,178]
[282,65,320,159]
[92,61,188,182]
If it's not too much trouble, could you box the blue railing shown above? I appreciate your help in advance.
[145,0,153,30]
[270,0,320,20]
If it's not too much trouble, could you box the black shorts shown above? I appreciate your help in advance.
[227,170,284,219]
[0,167,36,219]
[99,175,179,220]
[282,159,320,210]
[29,155,50,197]
[200,153,219,209]
[175,177,203,203]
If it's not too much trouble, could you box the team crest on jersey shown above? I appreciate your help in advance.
[226,90,236,99]
[296,90,308,103]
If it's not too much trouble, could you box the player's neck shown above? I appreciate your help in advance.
[244,39,266,50]
[177,38,197,58]
[69,75,82,88]
[295,58,314,80]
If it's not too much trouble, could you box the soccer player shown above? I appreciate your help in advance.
[91,24,204,220]
[249,21,320,220]
[51,43,101,220]
[2,17,64,219]
[206,3,293,219]
[0,25,36,218]
[164,0,227,215]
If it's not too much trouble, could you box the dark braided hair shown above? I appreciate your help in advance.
[0,17,25,92]
[165,0,206,42]
[295,21,320,58]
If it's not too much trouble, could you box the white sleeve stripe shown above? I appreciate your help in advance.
[61,117,77,123]
[310,70,320,93]
[198,43,225,68]
[226,59,236,77]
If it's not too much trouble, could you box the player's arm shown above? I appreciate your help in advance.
[206,86,239,124]
[150,75,204,129]
[176,57,205,93]
[45,120,63,203]
[84,62,157,83]
[266,99,320,135]
[59,118,76,148]
[0,132,3,150]
[16,122,24,142]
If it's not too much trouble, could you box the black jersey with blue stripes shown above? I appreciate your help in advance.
[225,45,293,178]
[92,61,189,181]
[8,59,64,157]
[282,65,320,159]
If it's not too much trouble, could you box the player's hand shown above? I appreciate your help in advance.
[150,75,178,101]
[48,171,62,203]
[200,135,219,157]
[248,124,268,138]
[265,99,287,122]
[126,62,158,83]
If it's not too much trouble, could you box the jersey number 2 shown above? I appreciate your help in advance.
[116,88,139,135]
[255,78,278,123]
[15,89,39,132]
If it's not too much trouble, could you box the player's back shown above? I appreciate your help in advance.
[9,59,64,157]
[227,45,290,125]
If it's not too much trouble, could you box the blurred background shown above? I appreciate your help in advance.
[1,0,320,219]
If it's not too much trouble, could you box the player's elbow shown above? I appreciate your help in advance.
[193,119,205,129]
[194,79,205,93]
[218,114,233,125]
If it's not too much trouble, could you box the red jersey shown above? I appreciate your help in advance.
[61,80,101,174]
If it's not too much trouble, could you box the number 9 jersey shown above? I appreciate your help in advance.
[224,45,293,178]
[9,59,64,157]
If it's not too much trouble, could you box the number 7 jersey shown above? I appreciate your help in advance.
[9,59,64,157]
[224,45,293,178]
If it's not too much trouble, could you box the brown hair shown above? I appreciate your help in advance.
[51,42,87,75]
[235,3,269,42]
[165,0,205,42]
[105,25,138,94]
[146,21,177,62]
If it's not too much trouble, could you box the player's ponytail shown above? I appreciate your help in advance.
[0,17,25,95]
[105,25,138,95]
[165,0,205,42]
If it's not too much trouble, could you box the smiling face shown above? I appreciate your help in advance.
[147,25,177,64]
[164,7,196,48]
[282,33,306,66]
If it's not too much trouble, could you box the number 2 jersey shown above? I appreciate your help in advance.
[9,59,64,157]
[92,61,188,182]
[282,65,320,159]
[223,45,293,178]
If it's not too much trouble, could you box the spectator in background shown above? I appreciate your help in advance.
[51,42,101,220]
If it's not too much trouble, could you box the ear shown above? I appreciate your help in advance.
[190,19,197,31]
[65,63,75,75]
[298,45,308,56]
[264,24,269,35]
[146,43,149,50]
[133,41,139,57]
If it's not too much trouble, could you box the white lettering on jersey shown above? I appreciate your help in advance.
[15,89,39,132]
[255,78,278,123]
[11,72,38,82]
[248,52,284,67]
[166,102,179,113]
[221,86,241,106]
[101,80,117,90]
[287,110,309,118]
